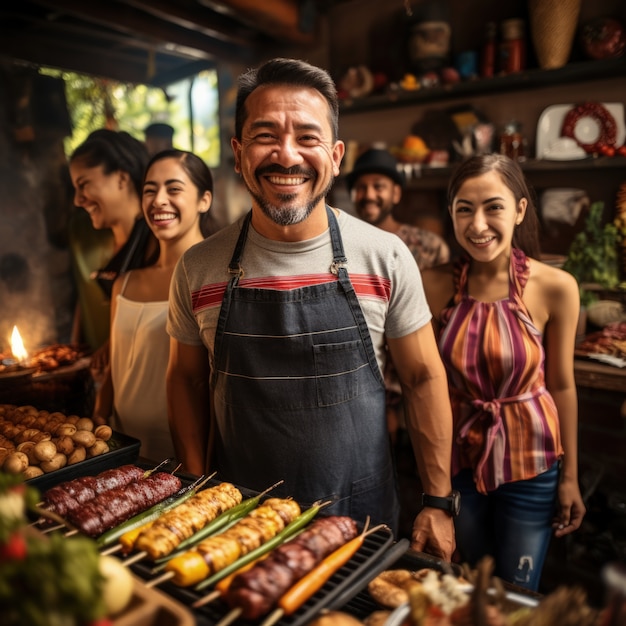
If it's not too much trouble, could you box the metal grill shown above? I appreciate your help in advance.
[130,525,398,626]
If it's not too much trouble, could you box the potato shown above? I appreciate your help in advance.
[40,452,67,473]
[18,405,38,415]
[72,430,96,448]
[15,428,42,444]
[16,442,38,465]
[75,417,94,431]
[31,431,51,443]
[87,440,109,458]
[67,446,87,465]
[55,435,75,456]
[94,425,113,441]
[55,423,77,437]
[0,447,11,466]
[19,414,37,428]
[33,440,58,462]
[3,451,29,474]
[23,465,44,479]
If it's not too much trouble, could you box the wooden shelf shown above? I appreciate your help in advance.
[339,57,626,115]
[574,358,626,393]
[394,156,626,191]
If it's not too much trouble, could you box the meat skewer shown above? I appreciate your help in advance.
[222,515,359,621]
[148,497,302,588]
[67,471,183,537]
[41,464,146,517]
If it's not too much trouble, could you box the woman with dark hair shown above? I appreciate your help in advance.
[422,153,586,591]
[68,129,159,352]
[94,149,213,462]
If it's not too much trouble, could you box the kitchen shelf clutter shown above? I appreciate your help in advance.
[338,56,626,114]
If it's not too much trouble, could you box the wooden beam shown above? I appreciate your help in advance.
[25,0,262,54]
[197,0,318,44]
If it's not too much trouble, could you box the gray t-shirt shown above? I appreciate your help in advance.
[167,209,431,374]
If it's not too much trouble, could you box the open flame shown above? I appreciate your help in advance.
[10,326,28,363]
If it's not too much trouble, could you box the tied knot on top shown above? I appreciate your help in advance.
[472,398,501,421]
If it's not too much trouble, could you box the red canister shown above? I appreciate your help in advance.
[500,19,526,74]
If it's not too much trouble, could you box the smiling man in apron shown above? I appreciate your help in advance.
[166,58,456,559]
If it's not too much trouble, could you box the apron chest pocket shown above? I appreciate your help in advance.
[314,340,372,407]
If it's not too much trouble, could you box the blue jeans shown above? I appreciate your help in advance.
[452,463,559,591]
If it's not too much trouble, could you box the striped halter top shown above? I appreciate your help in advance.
[439,248,563,494]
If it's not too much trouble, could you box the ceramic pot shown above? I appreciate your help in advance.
[528,0,582,69]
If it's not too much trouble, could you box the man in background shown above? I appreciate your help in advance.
[347,147,451,537]
[144,122,174,156]
[347,147,450,270]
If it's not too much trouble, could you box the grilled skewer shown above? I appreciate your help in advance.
[67,472,182,537]
[224,515,359,620]
[149,497,301,587]
[41,464,146,517]
[132,482,243,560]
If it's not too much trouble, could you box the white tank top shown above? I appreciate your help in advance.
[110,272,174,463]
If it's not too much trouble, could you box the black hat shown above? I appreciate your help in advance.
[345,148,405,191]
[144,122,174,139]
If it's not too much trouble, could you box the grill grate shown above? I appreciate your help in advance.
[130,525,397,626]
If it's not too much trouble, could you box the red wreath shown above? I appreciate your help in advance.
[561,102,618,154]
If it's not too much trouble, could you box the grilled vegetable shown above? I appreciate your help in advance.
[223,515,358,620]
[273,525,375,618]
[133,482,242,559]
[157,498,301,587]
[195,501,322,592]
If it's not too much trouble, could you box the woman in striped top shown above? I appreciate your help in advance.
[422,154,585,591]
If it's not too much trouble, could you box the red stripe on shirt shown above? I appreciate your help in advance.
[191,273,390,312]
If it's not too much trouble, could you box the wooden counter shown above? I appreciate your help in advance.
[574,358,626,394]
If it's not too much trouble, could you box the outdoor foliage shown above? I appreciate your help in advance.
[40,68,220,167]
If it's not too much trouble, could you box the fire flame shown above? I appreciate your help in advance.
[10,326,28,363]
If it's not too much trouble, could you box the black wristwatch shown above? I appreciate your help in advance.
[421,490,461,517]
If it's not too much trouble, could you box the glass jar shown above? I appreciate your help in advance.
[499,121,526,161]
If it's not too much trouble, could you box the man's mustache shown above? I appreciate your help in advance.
[256,164,316,177]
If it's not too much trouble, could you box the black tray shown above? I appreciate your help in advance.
[27,430,141,493]
[129,520,397,626]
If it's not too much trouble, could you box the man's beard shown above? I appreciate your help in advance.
[356,199,394,226]
[247,168,335,226]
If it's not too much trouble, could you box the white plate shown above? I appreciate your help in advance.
[536,102,626,160]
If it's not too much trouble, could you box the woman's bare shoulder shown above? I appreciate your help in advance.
[528,258,580,309]
[421,262,455,315]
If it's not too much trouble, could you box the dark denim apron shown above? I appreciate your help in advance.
[212,206,399,530]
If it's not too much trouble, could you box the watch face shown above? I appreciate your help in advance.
[451,490,461,516]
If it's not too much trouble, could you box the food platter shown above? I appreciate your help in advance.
[535,102,625,159]
[26,430,141,492]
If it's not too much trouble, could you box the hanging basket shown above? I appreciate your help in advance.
[528,0,582,69]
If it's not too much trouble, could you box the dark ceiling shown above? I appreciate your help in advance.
[0,0,343,86]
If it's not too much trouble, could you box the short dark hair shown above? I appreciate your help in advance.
[447,154,541,259]
[70,129,149,198]
[235,58,339,141]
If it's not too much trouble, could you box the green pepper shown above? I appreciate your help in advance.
[193,502,321,591]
